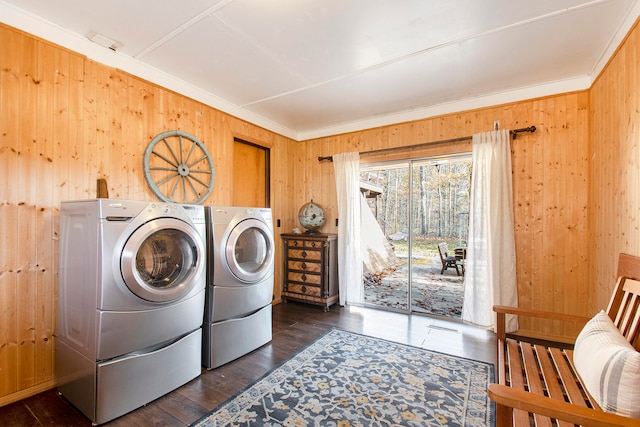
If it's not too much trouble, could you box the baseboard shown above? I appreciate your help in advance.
[0,379,57,407]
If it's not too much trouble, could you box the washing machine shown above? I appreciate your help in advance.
[57,199,206,425]
[203,206,274,369]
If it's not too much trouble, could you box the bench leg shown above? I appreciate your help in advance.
[495,402,513,427]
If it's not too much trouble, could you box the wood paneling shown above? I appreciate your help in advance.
[590,19,640,312]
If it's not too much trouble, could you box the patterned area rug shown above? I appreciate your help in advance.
[191,329,494,427]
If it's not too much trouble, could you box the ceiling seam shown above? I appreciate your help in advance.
[133,0,237,59]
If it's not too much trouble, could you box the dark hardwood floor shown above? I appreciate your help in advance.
[0,302,496,426]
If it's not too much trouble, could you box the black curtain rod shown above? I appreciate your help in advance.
[318,125,536,162]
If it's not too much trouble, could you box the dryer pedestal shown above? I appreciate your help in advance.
[203,304,272,369]
[58,329,202,425]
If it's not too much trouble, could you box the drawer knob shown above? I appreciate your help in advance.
[301,274,307,282]
[301,285,307,294]
[301,250,307,258]
[301,262,307,270]
[311,242,317,248]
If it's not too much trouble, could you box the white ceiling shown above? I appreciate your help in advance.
[2,0,639,140]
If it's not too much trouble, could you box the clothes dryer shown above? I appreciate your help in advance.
[203,206,274,369]
[57,199,206,425]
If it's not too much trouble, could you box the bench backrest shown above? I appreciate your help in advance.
[606,253,640,350]
[437,242,449,260]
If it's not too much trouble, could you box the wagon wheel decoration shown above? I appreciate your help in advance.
[143,130,215,204]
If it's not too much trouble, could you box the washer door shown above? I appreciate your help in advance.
[225,218,274,283]
[121,218,204,302]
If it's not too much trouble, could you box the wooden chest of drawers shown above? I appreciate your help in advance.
[281,233,338,311]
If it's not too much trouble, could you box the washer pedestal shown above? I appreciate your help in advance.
[58,329,202,425]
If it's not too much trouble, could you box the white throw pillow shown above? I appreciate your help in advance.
[573,310,640,419]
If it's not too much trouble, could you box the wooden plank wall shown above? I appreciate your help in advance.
[0,24,295,405]
[589,19,640,310]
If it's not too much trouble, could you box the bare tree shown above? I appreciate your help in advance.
[419,167,427,234]
[360,158,471,242]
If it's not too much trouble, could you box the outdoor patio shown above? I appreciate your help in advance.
[363,252,464,318]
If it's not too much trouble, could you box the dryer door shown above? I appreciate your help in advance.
[120,218,205,302]
[225,218,274,283]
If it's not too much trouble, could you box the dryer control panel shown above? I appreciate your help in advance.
[181,204,205,223]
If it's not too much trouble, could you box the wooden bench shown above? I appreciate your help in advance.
[488,253,640,427]
[437,242,460,276]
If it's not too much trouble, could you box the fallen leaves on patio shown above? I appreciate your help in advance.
[364,264,463,317]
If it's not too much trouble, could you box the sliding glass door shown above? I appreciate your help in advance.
[361,154,471,317]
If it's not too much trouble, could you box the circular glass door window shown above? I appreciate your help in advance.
[236,228,268,272]
[225,219,274,283]
[136,229,193,286]
[121,218,204,302]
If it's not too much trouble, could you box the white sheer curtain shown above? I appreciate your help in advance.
[462,130,518,332]
[333,152,363,306]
